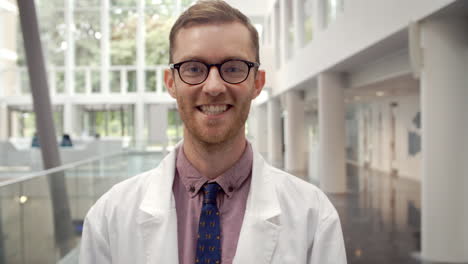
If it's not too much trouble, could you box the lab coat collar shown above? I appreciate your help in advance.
[233,149,282,264]
[136,142,282,264]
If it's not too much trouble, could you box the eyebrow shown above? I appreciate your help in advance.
[175,55,250,64]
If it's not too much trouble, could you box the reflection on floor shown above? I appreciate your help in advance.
[328,164,422,264]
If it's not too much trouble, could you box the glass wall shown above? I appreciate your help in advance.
[8,108,63,138]
[81,105,133,138]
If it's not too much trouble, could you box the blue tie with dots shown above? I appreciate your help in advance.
[195,183,222,264]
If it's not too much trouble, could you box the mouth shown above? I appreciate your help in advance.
[196,104,233,116]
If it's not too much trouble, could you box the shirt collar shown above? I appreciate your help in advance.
[175,142,253,199]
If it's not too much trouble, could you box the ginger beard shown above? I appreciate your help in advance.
[175,83,253,145]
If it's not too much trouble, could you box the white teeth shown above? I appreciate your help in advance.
[200,105,228,115]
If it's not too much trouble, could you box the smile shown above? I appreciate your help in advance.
[197,104,232,115]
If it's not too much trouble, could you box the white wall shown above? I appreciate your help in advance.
[354,95,421,181]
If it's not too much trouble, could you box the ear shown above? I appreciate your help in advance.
[164,69,177,98]
[251,69,266,99]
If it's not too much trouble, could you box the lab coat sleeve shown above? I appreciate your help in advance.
[79,209,112,264]
[309,205,347,263]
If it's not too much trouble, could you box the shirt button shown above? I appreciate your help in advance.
[189,186,195,192]
[228,186,234,192]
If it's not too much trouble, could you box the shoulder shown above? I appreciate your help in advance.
[84,166,158,222]
[263,162,339,221]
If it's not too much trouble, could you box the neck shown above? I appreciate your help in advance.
[182,129,247,180]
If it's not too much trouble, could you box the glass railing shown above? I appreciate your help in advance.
[0,150,164,263]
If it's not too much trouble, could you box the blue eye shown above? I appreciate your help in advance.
[224,67,241,73]
[188,67,202,72]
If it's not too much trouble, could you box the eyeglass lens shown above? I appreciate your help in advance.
[179,61,249,84]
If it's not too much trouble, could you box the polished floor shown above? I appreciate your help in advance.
[329,164,424,264]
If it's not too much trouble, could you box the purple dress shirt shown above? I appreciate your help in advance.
[173,142,253,264]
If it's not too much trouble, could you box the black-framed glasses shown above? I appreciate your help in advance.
[169,59,260,85]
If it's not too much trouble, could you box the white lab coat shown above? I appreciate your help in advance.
[80,148,347,264]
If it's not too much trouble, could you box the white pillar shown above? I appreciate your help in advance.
[420,17,468,263]
[267,97,283,168]
[135,0,146,147]
[0,103,7,140]
[308,109,320,183]
[279,0,289,64]
[284,90,306,176]
[313,0,325,32]
[250,104,268,155]
[136,0,145,94]
[148,104,168,145]
[100,0,110,94]
[65,0,75,96]
[318,72,346,193]
[272,3,281,68]
[292,0,305,50]
[63,102,74,136]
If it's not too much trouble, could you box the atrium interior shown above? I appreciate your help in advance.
[1,0,467,263]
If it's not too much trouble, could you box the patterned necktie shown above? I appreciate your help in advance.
[195,183,222,264]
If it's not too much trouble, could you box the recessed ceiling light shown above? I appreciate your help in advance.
[376,91,385,97]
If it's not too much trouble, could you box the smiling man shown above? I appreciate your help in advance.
[79,1,346,264]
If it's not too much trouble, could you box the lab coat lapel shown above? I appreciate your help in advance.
[136,149,179,264]
[234,151,282,264]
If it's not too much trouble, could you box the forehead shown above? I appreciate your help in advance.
[172,22,255,63]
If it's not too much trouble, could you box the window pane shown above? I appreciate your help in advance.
[75,70,86,93]
[36,2,65,66]
[145,69,157,92]
[91,70,101,93]
[111,0,137,7]
[110,70,121,93]
[127,70,137,92]
[111,8,137,65]
[76,0,100,8]
[75,11,101,66]
[56,71,65,94]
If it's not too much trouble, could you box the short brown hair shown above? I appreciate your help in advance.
[169,0,260,63]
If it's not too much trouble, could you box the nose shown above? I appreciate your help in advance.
[202,66,226,96]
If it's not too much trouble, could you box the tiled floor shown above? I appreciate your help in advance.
[329,164,423,264]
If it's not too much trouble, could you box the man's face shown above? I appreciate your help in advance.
[165,22,265,145]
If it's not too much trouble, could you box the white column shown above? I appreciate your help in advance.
[279,0,289,64]
[267,97,283,168]
[284,90,306,176]
[0,103,7,140]
[420,17,468,263]
[100,0,110,94]
[318,72,346,193]
[156,67,163,94]
[292,0,305,50]
[308,109,320,183]
[65,0,75,96]
[63,103,74,135]
[137,0,145,94]
[313,0,325,32]
[148,104,168,145]
[250,104,268,155]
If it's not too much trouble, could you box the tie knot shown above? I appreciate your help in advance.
[202,183,221,204]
